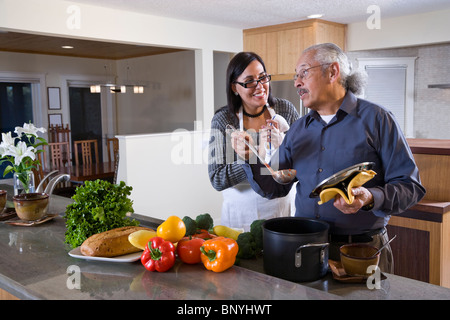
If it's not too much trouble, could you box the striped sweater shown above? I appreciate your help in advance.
[208,97,299,191]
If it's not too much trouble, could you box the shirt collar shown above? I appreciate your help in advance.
[305,91,358,128]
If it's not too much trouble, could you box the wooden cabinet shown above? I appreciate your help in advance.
[386,139,450,288]
[243,19,346,80]
[387,202,450,287]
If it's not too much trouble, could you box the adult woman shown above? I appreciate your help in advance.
[208,52,299,231]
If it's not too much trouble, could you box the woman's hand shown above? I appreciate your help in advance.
[230,130,255,161]
[333,187,374,214]
[260,119,284,151]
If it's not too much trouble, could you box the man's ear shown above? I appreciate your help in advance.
[329,62,340,83]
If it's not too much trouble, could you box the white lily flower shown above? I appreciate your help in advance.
[1,132,15,146]
[0,144,6,157]
[15,123,46,137]
[1,123,47,188]
[0,132,15,156]
[11,141,36,166]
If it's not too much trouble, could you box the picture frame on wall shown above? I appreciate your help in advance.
[48,113,63,127]
[48,87,61,110]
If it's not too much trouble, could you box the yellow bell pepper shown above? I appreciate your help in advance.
[213,225,242,240]
[156,215,186,243]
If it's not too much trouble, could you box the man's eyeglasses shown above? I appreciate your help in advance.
[293,64,330,81]
[234,74,271,89]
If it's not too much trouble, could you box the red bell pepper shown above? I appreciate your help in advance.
[141,236,176,272]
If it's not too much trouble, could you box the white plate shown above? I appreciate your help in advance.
[68,246,142,262]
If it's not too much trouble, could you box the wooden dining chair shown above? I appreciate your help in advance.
[73,139,99,165]
[48,142,71,168]
[106,137,119,163]
[49,124,71,142]
[32,151,47,191]
[49,124,72,162]
[42,142,73,192]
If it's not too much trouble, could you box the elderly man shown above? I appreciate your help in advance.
[234,43,425,272]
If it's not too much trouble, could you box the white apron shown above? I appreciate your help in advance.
[220,107,295,232]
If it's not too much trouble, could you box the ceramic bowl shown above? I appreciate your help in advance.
[0,190,6,212]
[340,243,380,276]
[13,193,49,221]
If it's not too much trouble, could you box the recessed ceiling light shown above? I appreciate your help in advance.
[307,14,323,19]
[61,45,74,49]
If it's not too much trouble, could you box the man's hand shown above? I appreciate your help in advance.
[333,187,373,214]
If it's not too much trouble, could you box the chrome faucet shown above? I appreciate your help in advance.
[36,171,71,195]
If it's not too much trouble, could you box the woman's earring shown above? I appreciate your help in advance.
[234,91,238,96]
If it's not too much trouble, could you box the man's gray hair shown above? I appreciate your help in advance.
[303,43,367,95]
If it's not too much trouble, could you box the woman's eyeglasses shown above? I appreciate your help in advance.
[234,74,271,88]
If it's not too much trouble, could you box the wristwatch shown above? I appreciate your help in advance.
[362,201,374,211]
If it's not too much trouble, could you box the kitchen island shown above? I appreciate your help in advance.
[0,183,450,301]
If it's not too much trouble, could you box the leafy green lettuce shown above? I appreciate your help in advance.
[64,179,139,248]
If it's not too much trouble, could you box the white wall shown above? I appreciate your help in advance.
[116,131,223,222]
[347,9,450,51]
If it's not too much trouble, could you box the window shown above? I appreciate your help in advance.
[0,82,35,179]
[0,82,33,132]
[357,57,417,138]
[0,72,45,179]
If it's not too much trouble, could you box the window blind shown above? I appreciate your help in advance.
[364,65,407,132]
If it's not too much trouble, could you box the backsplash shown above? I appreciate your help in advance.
[348,43,450,139]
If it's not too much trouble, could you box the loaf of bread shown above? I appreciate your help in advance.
[80,226,152,257]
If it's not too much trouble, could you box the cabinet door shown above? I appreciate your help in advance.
[265,32,278,75]
[243,33,266,56]
[277,27,313,75]
[314,22,346,50]
[243,32,277,75]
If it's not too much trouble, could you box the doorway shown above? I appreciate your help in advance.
[69,87,103,163]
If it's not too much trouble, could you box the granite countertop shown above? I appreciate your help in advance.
[1,183,450,300]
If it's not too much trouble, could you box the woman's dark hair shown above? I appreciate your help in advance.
[226,52,275,115]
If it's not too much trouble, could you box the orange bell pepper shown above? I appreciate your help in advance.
[199,236,238,272]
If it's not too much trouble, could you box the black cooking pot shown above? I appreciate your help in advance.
[262,217,329,282]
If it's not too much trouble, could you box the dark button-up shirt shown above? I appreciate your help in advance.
[243,91,426,234]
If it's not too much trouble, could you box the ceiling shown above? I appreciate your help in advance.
[1,0,450,60]
[0,32,183,60]
[68,0,450,28]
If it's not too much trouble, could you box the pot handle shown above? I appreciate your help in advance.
[294,243,329,268]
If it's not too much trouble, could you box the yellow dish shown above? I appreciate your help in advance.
[318,169,376,205]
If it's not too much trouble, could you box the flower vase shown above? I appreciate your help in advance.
[13,171,35,196]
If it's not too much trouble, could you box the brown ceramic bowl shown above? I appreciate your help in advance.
[0,190,6,212]
[13,193,49,221]
[340,243,380,276]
